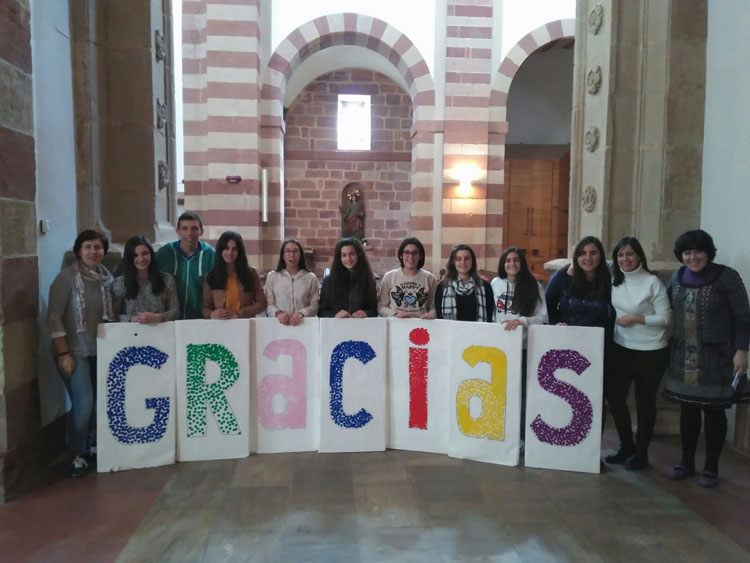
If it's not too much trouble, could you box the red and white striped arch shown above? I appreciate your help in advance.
[486,19,575,256]
[259,13,438,270]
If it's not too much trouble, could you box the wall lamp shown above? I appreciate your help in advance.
[451,163,482,198]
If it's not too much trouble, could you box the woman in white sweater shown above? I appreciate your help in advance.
[264,239,319,325]
[605,236,672,470]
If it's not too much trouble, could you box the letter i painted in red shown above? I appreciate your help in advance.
[408,328,430,429]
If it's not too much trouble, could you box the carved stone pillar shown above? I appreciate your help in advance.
[569,0,706,257]
[70,0,177,242]
[568,1,708,436]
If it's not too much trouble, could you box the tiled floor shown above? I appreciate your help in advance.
[1,432,749,562]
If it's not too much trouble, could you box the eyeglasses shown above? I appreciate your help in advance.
[402,250,420,257]
[284,249,300,255]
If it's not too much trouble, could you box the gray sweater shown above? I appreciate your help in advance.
[112,273,180,322]
[48,265,110,357]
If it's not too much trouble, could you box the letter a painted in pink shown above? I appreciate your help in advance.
[258,339,307,430]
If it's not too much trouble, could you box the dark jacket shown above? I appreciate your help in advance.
[318,273,377,317]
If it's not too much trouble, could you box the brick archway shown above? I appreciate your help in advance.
[259,13,438,270]
[485,19,575,261]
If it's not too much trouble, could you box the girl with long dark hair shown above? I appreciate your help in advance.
[435,244,494,322]
[265,239,319,325]
[318,238,377,318]
[491,247,547,333]
[492,247,548,442]
[202,231,266,319]
[605,236,671,470]
[545,236,611,330]
[113,235,179,323]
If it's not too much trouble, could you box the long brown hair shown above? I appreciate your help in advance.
[497,247,540,316]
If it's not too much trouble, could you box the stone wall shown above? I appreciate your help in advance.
[284,70,413,276]
[0,0,41,502]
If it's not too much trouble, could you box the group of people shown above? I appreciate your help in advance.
[49,211,749,487]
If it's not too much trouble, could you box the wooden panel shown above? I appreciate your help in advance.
[505,155,569,279]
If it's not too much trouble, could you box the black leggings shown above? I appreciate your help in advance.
[605,344,669,455]
[680,405,727,473]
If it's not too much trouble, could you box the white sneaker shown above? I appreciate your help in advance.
[70,455,88,477]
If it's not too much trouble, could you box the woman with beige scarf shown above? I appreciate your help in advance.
[48,230,114,477]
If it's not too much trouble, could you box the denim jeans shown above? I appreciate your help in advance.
[58,355,97,456]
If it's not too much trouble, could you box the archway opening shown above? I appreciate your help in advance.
[503,38,574,279]
[283,68,413,276]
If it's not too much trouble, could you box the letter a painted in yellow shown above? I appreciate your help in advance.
[456,346,507,440]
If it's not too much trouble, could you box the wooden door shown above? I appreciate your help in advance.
[506,159,553,278]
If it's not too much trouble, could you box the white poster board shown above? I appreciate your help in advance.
[175,319,251,461]
[318,318,388,453]
[252,318,319,453]
[387,319,450,454]
[447,320,523,466]
[96,322,176,472]
[525,325,604,474]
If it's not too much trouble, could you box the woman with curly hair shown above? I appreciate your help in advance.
[664,229,750,487]
[318,238,377,318]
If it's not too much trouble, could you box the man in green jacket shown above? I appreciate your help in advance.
[156,212,216,319]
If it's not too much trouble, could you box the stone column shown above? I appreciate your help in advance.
[569,0,705,256]
[441,0,494,271]
[0,0,41,502]
[102,0,177,243]
[70,0,177,243]
[182,0,263,261]
[568,0,614,250]
[568,0,708,436]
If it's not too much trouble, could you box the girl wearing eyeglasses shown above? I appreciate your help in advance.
[265,239,319,325]
[378,237,437,319]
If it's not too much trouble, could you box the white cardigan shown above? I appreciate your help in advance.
[611,266,671,350]
[264,269,319,318]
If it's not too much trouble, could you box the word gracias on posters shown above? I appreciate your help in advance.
[96,318,604,474]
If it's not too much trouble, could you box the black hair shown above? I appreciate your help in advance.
[177,211,203,230]
[612,236,651,287]
[570,236,610,298]
[443,244,479,284]
[206,231,255,292]
[398,237,426,269]
[121,235,164,299]
[275,239,308,272]
[673,229,717,263]
[497,247,540,316]
[328,237,375,297]
[73,229,108,257]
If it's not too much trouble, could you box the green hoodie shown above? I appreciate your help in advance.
[156,241,215,319]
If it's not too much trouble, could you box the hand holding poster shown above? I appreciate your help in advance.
[387,318,450,454]
[318,318,388,453]
[175,319,251,461]
[524,325,604,473]
[252,318,319,453]
[447,320,523,466]
[96,322,176,472]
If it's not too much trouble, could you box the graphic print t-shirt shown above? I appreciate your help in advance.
[377,268,437,317]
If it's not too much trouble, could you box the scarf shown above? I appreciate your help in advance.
[441,278,487,322]
[73,260,114,333]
